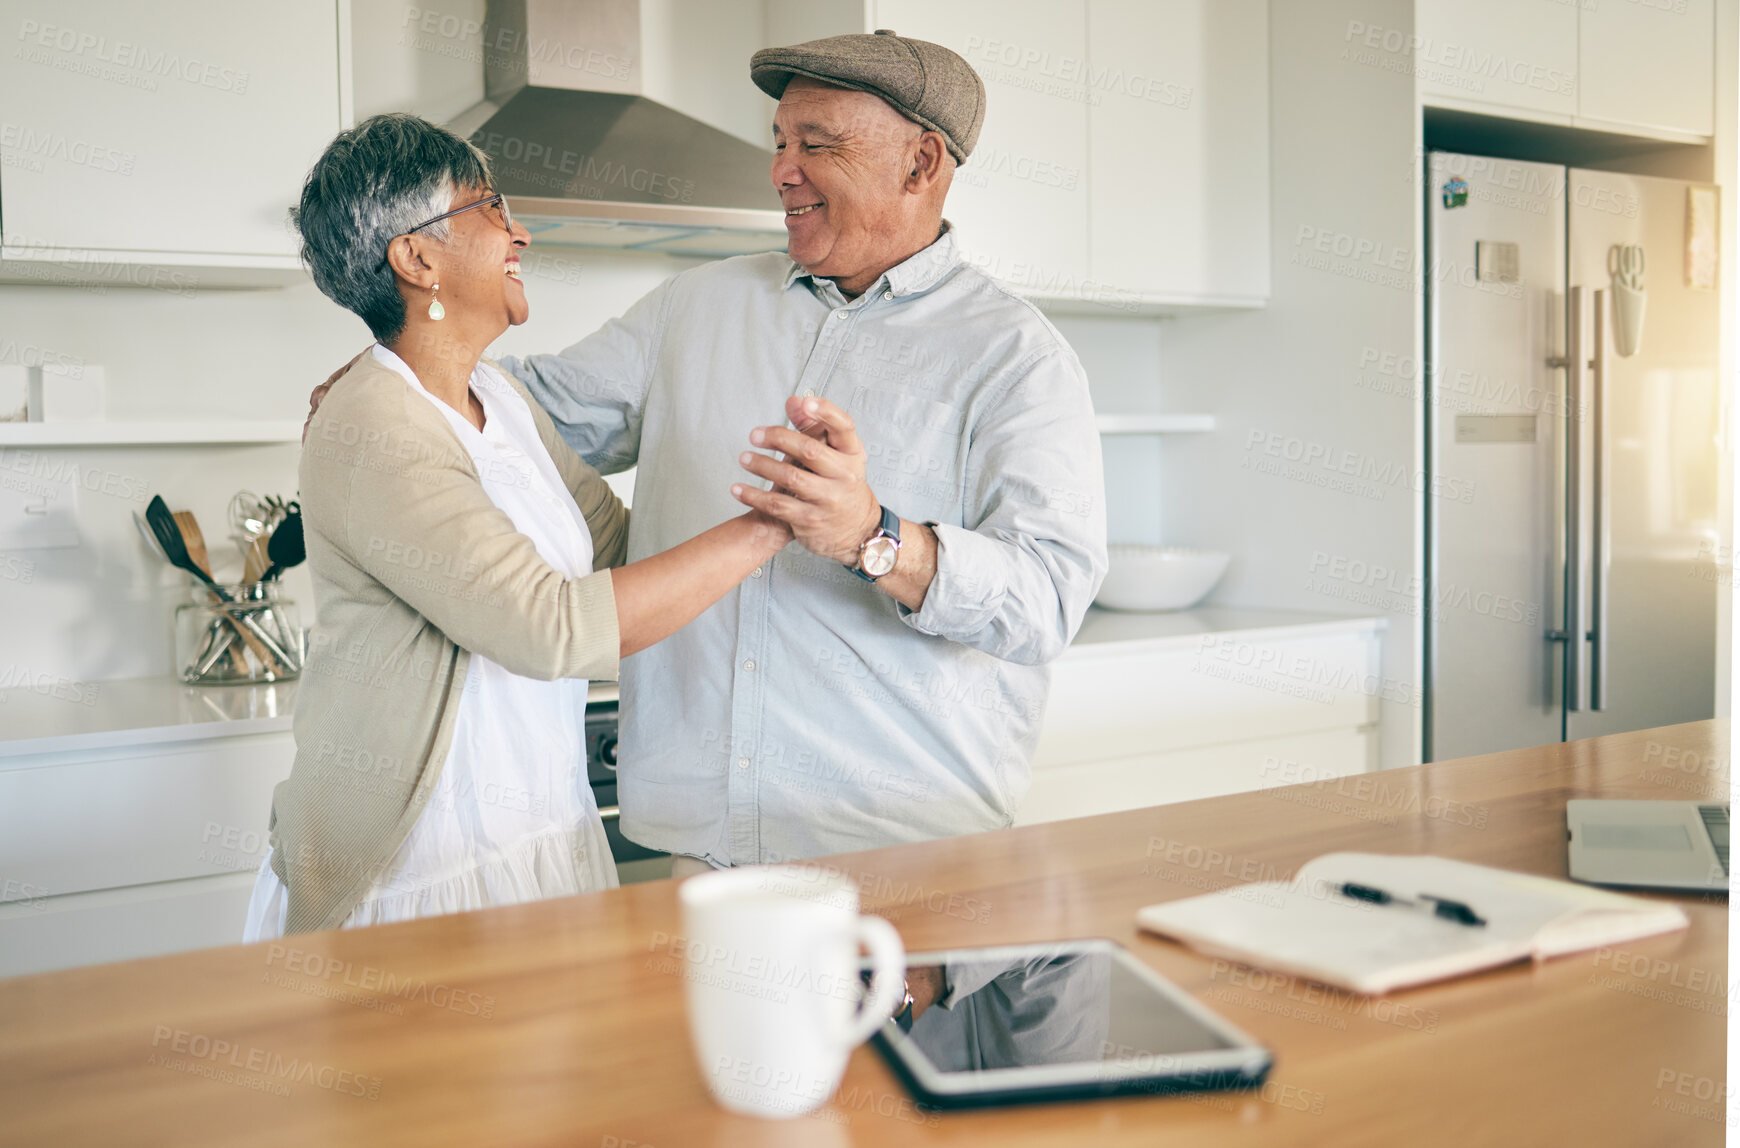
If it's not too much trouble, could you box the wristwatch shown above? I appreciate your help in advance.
[848,505,901,582]
[892,978,916,1033]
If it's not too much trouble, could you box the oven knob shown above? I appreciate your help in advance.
[600,737,619,770]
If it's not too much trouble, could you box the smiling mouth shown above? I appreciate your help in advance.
[785,204,822,217]
[505,261,522,280]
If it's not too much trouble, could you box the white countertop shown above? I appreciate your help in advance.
[1066,605,1385,656]
[0,607,1381,759]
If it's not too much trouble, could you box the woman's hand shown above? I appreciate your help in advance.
[742,508,794,556]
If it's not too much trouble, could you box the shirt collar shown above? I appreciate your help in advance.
[782,220,959,301]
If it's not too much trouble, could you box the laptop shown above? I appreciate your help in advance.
[1566,800,1730,893]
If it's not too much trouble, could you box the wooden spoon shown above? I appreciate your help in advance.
[173,511,213,578]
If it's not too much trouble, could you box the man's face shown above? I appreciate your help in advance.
[771,77,922,283]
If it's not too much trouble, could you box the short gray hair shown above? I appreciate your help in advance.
[292,113,493,343]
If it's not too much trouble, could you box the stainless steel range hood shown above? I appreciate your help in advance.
[447,0,788,258]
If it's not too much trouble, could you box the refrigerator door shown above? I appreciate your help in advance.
[1425,153,1568,761]
[1565,170,1720,740]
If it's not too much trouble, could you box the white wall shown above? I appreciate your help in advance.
[1152,0,1423,771]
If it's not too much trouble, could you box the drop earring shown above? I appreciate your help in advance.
[428,282,444,321]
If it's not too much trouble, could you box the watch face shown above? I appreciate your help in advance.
[861,536,899,578]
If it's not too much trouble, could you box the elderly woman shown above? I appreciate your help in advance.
[243,114,788,937]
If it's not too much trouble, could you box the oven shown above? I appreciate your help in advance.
[584,684,666,866]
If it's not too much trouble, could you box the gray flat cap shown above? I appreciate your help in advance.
[751,29,985,165]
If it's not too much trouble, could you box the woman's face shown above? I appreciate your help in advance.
[433,185,532,332]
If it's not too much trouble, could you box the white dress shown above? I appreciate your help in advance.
[242,346,618,939]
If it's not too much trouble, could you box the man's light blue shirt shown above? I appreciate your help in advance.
[505,225,1107,865]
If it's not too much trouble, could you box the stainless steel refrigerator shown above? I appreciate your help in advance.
[1424,150,1721,762]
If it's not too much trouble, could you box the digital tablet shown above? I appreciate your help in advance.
[867,938,1273,1109]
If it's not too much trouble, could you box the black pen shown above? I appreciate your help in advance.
[1339,882,1487,927]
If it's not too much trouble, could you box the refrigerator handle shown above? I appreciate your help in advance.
[1547,286,1585,713]
[1589,288,1609,712]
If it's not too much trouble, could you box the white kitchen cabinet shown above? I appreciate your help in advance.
[0,0,344,285]
[1414,0,1579,119]
[1578,0,1715,137]
[0,680,295,977]
[1015,612,1384,826]
[1087,0,1269,304]
[1416,0,1714,140]
[872,0,1091,290]
[867,0,1267,308]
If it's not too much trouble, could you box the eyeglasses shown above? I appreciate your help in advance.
[406,190,514,236]
[378,191,515,269]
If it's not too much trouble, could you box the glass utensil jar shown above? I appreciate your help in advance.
[174,582,303,684]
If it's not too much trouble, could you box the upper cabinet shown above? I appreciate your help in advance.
[0,0,344,285]
[869,0,1269,310]
[1087,0,1268,304]
[872,0,1091,289]
[1417,0,1714,140]
[1577,0,1715,138]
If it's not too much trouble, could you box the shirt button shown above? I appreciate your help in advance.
[737,757,750,769]
[882,289,894,300]
[742,659,756,672]
[835,309,848,320]
[751,567,764,578]
[801,388,816,398]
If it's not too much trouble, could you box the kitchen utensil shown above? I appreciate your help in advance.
[1608,243,1647,357]
[1094,546,1232,612]
[679,866,904,1119]
[262,505,305,580]
[242,535,271,583]
[1608,243,1646,289]
[172,510,213,577]
[133,510,168,561]
[146,496,293,672]
[176,581,302,683]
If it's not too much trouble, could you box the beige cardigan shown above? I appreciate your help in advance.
[268,352,627,934]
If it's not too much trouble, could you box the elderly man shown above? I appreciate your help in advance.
[315,31,1107,874]
[509,30,1106,876]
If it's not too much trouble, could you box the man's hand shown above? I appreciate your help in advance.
[302,348,370,443]
[731,396,880,566]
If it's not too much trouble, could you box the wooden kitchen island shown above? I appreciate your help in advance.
[1,721,1728,1147]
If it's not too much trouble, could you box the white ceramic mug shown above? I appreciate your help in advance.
[678,865,905,1119]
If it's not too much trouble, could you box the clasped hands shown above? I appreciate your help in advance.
[731,395,882,568]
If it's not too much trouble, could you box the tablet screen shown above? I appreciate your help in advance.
[868,939,1270,1107]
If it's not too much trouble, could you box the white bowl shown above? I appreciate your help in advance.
[1094,546,1231,612]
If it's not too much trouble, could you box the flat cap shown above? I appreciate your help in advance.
[751,29,986,165]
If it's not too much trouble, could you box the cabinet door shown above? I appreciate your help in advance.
[1415,0,1578,118]
[0,0,341,257]
[1087,0,1267,302]
[872,0,1091,289]
[1577,0,1714,136]
[1016,726,1372,826]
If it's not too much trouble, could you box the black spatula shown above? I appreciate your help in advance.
[262,504,304,580]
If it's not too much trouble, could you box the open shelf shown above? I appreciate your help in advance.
[0,421,304,446]
[1095,414,1216,435]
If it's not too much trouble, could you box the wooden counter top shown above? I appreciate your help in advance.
[1,721,1728,1146]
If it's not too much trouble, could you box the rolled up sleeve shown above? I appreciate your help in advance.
[899,349,1107,665]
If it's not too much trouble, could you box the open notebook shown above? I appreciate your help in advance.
[1136,852,1690,995]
